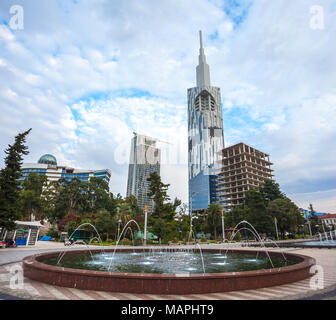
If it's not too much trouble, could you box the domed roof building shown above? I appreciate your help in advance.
[38,154,57,166]
[21,154,111,184]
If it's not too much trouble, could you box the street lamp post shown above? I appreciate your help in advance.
[188,192,199,243]
[306,216,312,238]
[117,220,122,241]
[144,205,148,246]
[221,208,225,242]
[274,217,279,241]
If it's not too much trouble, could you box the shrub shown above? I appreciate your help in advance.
[234,231,242,242]
[119,238,133,246]
[46,227,59,239]
[133,238,143,246]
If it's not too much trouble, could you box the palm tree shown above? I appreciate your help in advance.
[206,203,222,241]
[116,203,133,226]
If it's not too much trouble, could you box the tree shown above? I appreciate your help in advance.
[64,221,78,236]
[94,209,115,241]
[308,203,316,214]
[226,205,250,230]
[244,189,274,234]
[309,213,320,235]
[267,198,304,238]
[57,212,81,231]
[125,195,143,217]
[83,177,110,214]
[206,203,222,241]
[0,129,31,230]
[116,202,133,226]
[53,178,87,223]
[147,172,170,219]
[146,173,181,242]
[20,172,49,221]
[259,179,285,204]
[152,218,166,242]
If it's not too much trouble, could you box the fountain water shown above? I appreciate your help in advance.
[107,219,142,272]
[230,226,287,263]
[224,221,275,268]
[55,219,291,275]
[324,231,328,241]
[88,236,106,253]
[194,242,206,274]
[122,227,136,253]
[57,222,105,265]
[187,229,197,245]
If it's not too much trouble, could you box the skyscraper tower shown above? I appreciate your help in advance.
[188,31,225,212]
[126,133,161,213]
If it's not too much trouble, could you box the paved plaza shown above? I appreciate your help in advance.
[0,243,335,300]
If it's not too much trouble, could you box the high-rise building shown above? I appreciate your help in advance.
[21,154,111,184]
[188,31,225,212]
[126,133,161,212]
[217,142,273,210]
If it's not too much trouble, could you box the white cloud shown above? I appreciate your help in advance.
[289,189,336,213]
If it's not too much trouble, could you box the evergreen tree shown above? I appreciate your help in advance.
[308,203,316,214]
[259,179,285,204]
[309,213,320,235]
[0,129,31,230]
[226,205,250,229]
[147,173,181,242]
[244,189,274,234]
[153,218,166,242]
[147,172,170,219]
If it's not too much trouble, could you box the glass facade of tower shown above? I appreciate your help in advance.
[126,134,161,212]
[188,31,224,211]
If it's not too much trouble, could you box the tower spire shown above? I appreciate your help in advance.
[199,30,203,49]
[196,30,211,87]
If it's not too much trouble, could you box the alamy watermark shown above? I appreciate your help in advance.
[9,5,24,30]
[310,5,324,30]
[309,265,324,290]
[0,264,24,290]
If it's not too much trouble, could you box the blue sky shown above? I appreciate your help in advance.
[0,0,335,212]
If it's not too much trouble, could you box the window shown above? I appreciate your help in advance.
[194,90,216,112]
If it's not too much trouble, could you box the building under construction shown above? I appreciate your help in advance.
[217,142,273,211]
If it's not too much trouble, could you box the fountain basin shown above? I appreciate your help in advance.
[23,248,315,295]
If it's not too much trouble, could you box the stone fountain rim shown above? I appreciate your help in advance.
[23,248,315,280]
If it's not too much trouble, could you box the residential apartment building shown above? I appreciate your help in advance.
[217,143,273,210]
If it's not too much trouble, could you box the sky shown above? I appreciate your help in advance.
[0,0,335,213]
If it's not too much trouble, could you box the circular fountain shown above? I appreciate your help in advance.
[23,248,314,294]
[22,221,315,294]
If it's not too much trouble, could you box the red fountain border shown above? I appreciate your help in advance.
[23,248,315,295]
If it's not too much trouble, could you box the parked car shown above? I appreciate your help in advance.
[0,238,17,248]
[64,238,74,246]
